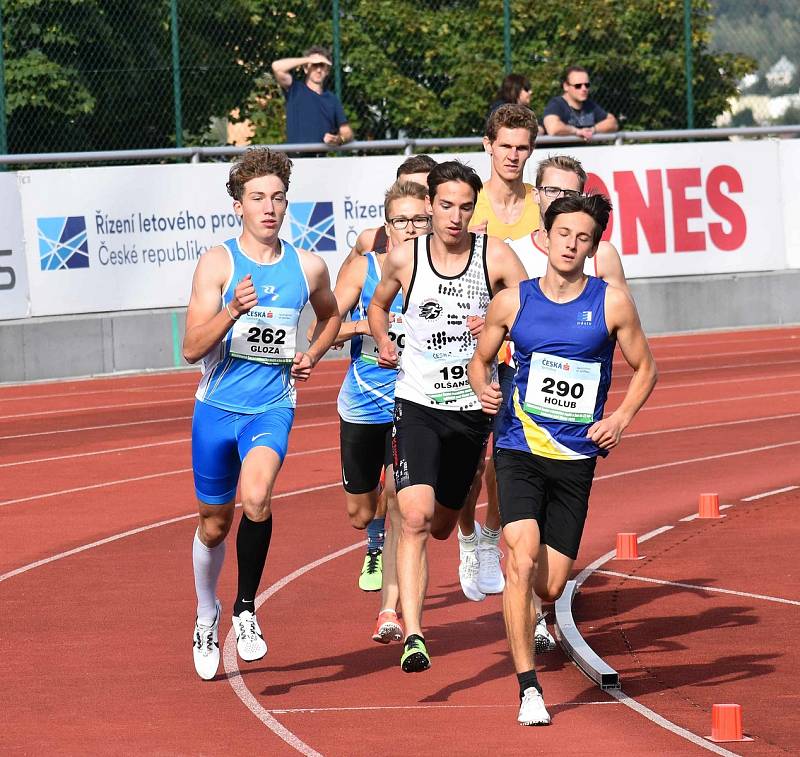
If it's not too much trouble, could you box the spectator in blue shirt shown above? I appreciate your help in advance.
[271,46,353,146]
[542,66,618,141]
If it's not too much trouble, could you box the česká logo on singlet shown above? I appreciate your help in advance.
[419,299,443,320]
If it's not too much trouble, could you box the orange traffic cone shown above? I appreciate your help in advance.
[707,703,753,742]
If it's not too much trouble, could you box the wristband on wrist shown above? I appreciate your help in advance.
[225,302,239,321]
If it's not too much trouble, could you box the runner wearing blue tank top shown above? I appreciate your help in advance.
[183,148,340,681]
[368,161,527,673]
[323,179,431,643]
[468,193,657,726]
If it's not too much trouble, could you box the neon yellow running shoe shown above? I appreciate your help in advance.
[358,549,382,592]
[401,634,431,672]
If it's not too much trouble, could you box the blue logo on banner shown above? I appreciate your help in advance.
[288,202,336,253]
[37,216,89,270]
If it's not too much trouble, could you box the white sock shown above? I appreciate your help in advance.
[481,524,501,544]
[458,524,478,548]
[193,529,226,625]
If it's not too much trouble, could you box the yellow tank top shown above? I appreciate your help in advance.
[472,183,540,243]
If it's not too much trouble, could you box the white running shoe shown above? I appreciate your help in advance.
[518,687,551,726]
[534,612,557,654]
[477,531,505,595]
[458,539,486,602]
[232,610,268,662]
[193,599,221,681]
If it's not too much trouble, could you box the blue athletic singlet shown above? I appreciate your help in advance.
[494,276,615,460]
[337,252,403,424]
[194,237,309,413]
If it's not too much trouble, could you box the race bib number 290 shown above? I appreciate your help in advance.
[229,306,297,365]
[523,352,600,423]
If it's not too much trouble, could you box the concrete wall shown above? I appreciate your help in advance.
[2,270,799,383]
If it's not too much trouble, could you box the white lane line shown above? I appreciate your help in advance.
[0,415,192,441]
[642,389,800,412]
[595,439,800,482]
[605,689,741,757]
[0,396,189,420]
[647,345,800,362]
[0,416,337,441]
[0,444,341,507]
[0,438,187,468]
[0,441,339,470]
[0,482,342,583]
[625,412,800,440]
[269,701,618,714]
[595,570,800,606]
[742,485,799,501]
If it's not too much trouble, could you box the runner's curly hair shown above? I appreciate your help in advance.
[226,148,292,200]
[485,104,539,148]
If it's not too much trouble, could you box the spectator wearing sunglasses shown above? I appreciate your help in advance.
[542,66,618,141]
[271,45,353,147]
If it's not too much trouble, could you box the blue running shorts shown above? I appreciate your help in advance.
[191,400,295,505]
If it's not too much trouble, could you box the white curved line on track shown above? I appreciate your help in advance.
[2,463,792,752]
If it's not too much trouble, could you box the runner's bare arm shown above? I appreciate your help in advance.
[183,246,255,364]
[468,288,519,414]
[595,241,631,297]
[587,287,657,448]
[345,226,386,264]
[333,256,370,344]
[366,241,411,369]
[294,252,341,380]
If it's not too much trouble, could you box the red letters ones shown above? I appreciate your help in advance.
[586,166,747,254]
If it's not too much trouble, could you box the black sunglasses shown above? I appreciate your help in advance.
[569,82,590,89]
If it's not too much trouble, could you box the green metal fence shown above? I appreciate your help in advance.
[0,0,797,156]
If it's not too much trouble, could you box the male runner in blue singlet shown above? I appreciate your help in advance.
[183,148,340,680]
[330,179,430,642]
[468,194,657,725]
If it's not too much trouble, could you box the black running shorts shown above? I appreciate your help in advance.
[339,418,393,494]
[392,397,492,510]
[494,447,597,560]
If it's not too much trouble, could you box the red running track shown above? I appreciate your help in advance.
[1,326,799,756]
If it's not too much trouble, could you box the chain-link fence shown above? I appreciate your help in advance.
[1,0,797,156]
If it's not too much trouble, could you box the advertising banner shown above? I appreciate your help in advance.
[17,140,790,317]
[779,139,800,271]
[0,174,30,319]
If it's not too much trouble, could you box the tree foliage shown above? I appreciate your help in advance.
[2,0,756,153]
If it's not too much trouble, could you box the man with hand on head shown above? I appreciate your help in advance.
[272,46,353,147]
[183,147,340,681]
[468,193,656,726]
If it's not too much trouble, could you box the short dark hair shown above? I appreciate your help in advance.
[427,160,483,203]
[304,45,332,61]
[535,155,588,192]
[396,154,437,179]
[563,65,589,84]
[497,73,531,105]
[485,104,539,148]
[544,194,612,247]
[226,148,292,200]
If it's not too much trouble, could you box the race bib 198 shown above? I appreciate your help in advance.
[523,352,600,423]
[360,315,405,367]
[229,306,298,365]
[422,354,475,405]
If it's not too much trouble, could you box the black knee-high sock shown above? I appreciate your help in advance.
[234,513,272,616]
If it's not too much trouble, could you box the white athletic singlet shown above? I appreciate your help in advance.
[395,233,493,411]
